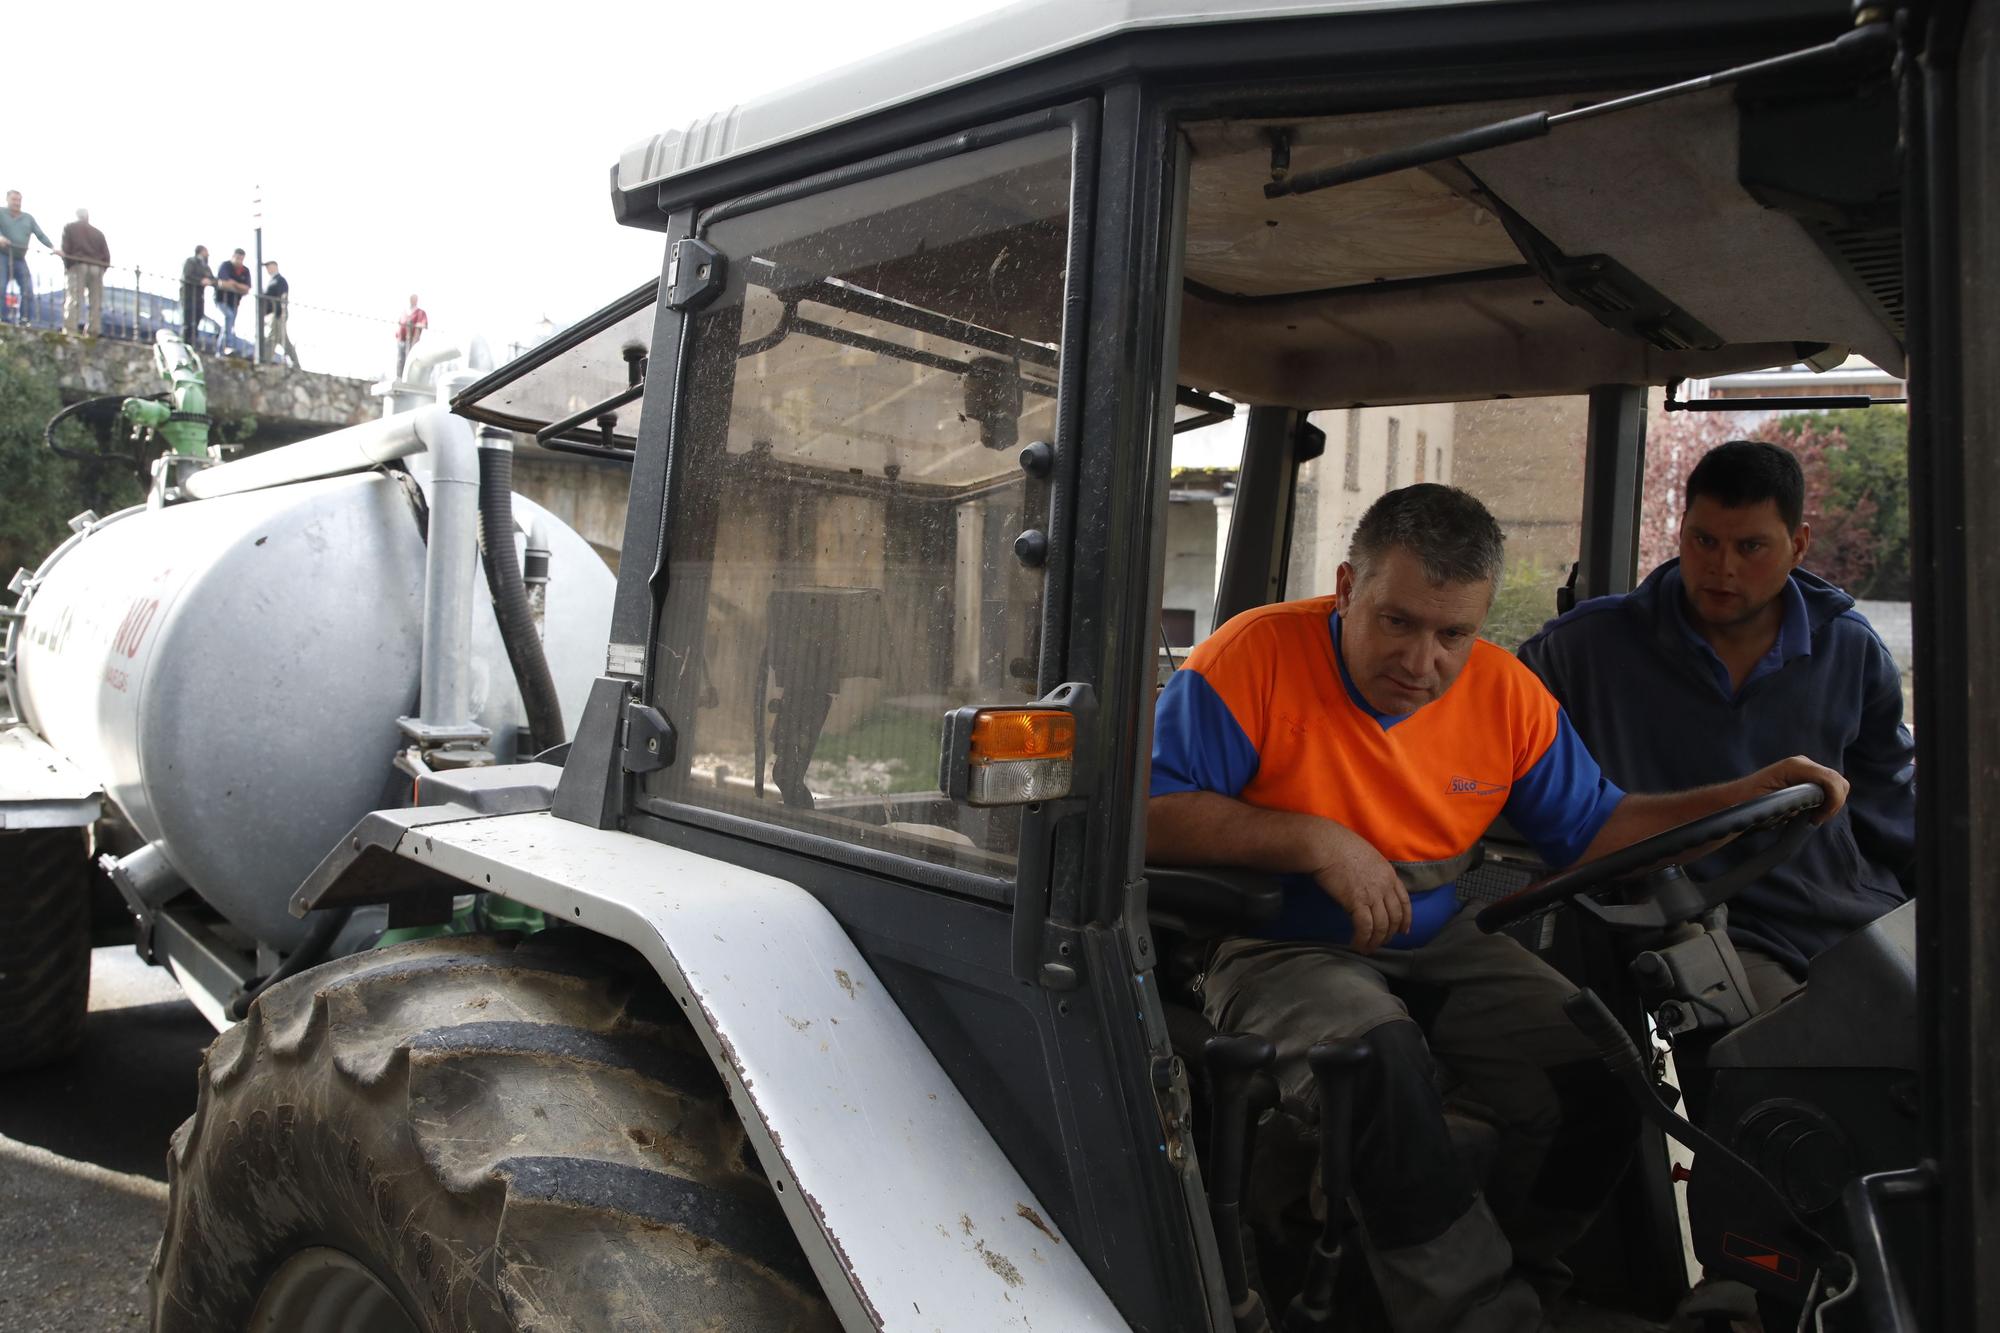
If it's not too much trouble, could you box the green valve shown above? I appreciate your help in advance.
[120,331,211,458]
[375,893,549,949]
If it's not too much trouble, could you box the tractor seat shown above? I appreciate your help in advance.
[1144,863,1282,1061]
[1145,864,1285,938]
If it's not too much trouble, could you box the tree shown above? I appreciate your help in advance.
[1638,404,1910,599]
[1638,410,1737,576]
[0,339,144,581]
[1777,408,1910,599]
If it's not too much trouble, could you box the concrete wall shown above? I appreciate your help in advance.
[512,449,632,573]
[1853,600,1913,672]
[1288,403,1458,600]
[1447,396,1589,568]
[1162,491,1222,642]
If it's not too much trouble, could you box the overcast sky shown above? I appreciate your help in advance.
[16,0,1019,379]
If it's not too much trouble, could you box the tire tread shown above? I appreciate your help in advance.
[0,829,92,1074]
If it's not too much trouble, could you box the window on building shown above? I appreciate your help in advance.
[1385,416,1402,490]
[1284,398,1590,651]
[1415,428,1428,482]
[1343,412,1361,492]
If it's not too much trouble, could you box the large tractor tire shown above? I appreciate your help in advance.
[152,929,839,1332]
[0,827,92,1074]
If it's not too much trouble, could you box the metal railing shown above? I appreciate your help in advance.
[1,252,399,380]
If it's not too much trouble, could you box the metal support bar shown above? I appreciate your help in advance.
[1264,19,1893,199]
[1578,385,1648,599]
[154,907,257,1032]
[535,380,646,446]
[1213,406,1307,625]
[1667,394,1906,412]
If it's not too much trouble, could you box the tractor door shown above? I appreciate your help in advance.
[598,100,1223,1329]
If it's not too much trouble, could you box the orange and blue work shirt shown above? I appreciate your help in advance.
[1151,597,1625,948]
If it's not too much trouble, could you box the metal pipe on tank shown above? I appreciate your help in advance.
[183,408,436,500]
[415,406,482,741]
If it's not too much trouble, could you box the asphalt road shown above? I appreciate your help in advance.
[0,947,214,1332]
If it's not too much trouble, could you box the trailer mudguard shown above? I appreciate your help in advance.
[299,805,1129,1333]
[0,724,102,830]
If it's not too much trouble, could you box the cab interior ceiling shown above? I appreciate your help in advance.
[1177,85,1906,410]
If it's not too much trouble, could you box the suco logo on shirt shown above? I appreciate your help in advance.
[1447,776,1505,796]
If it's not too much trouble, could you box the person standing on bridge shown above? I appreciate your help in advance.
[261,259,299,370]
[214,249,252,356]
[59,209,110,337]
[395,293,427,376]
[180,246,215,347]
[0,191,56,326]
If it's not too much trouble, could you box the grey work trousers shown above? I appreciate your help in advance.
[1205,907,1637,1333]
[64,262,104,335]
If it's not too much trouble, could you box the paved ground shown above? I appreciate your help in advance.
[0,947,213,1332]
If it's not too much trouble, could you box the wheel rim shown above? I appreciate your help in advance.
[248,1247,421,1333]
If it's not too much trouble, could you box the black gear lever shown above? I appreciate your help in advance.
[1282,1039,1373,1332]
[1204,1033,1280,1333]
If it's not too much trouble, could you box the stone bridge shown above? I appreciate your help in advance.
[9,323,635,567]
[9,325,380,446]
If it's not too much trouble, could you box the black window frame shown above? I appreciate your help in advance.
[629,100,1102,910]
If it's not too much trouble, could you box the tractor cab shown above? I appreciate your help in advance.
[446,1,1990,1328]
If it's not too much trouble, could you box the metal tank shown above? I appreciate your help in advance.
[11,450,613,952]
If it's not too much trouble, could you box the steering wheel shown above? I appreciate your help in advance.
[1476,784,1825,935]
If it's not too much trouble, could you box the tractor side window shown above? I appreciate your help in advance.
[645,129,1074,881]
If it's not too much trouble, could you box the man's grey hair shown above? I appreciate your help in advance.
[1348,483,1506,588]
[76,208,89,221]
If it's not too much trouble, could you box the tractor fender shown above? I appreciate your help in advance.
[0,724,102,830]
[297,802,1129,1333]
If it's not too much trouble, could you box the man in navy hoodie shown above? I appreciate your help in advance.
[1519,440,1914,1009]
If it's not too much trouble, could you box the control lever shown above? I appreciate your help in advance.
[1283,1039,1373,1332]
[1203,1033,1279,1333]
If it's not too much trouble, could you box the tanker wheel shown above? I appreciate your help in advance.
[151,928,839,1332]
[0,827,92,1074]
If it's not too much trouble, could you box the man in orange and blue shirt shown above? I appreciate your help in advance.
[1148,484,1847,1333]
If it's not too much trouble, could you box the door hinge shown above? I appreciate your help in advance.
[666,238,725,311]
[622,700,676,773]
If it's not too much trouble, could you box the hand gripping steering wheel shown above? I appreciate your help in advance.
[1475,783,1826,935]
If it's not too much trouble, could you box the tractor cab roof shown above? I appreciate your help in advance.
[613,1,1412,202]
[472,0,1897,443]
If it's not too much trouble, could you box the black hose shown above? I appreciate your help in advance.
[476,440,566,753]
[44,392,158,476]
[226,906,353,1020]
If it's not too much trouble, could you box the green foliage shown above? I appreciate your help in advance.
[822,701,944,794]
[1484,556,1565,652]
[0,340,143,579]
[1641,405,1911,601]
[1772,408,1910,600]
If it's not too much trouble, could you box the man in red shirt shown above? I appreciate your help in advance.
[396,293,428,377]
[1149,484,1845,1332]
